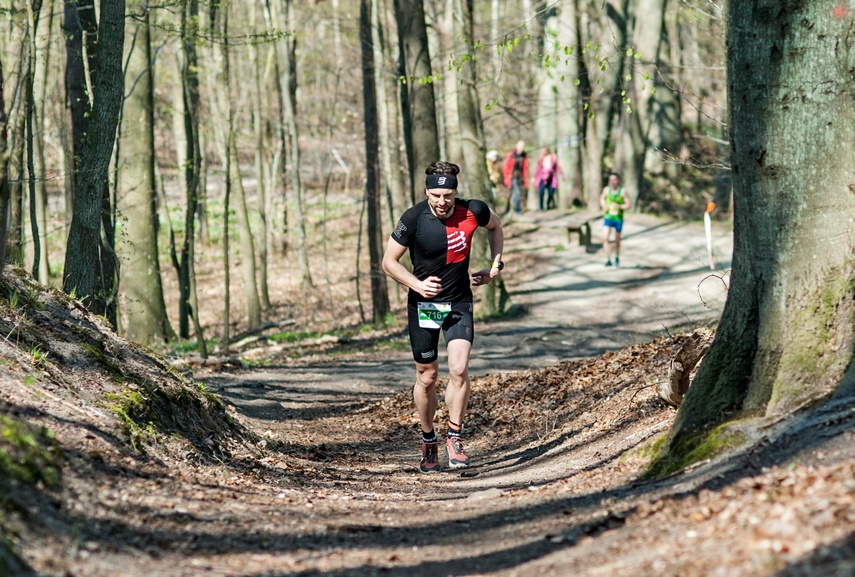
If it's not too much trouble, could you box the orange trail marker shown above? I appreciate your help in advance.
[704,202,716,270]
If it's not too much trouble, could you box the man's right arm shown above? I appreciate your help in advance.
[382,237,442,298]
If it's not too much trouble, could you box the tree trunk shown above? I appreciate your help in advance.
[228,137,263,329]
[534,9,558,159]
[394,0,440,182]
[615,0,666,208]
[119,11,174,345]
[249,0,271,310]
[579,0,628,207]
[9,135,24,266]
[280,0,312,288]
[662,0,855,465]
[62,0,98,217]
[0,57,12,266]
[176,0,206,355]
[360,0,391,323]
[438,0,460,164]
[553,0,581,209]
[63,0,125,325]
[371,0,405,228]
[455,0,509,315]
[261,0,288,255]
[26,0,42,280]
[32,0,52,283]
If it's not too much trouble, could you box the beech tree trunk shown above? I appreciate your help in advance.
[32,0,53,282]
[119,13,174,345]
[455,0,509,315]
[579,0,627,207]
[554,0,580,208]
[394,0,440,184]
[63,0,125,325]
[176,0,206,355]
[615,0,666,207]
[371,0,405,228]
[360,0,390,323]
[0,57,12,266]
[249,0,271,311]
[663,0,855,464]
[280,0,312,288]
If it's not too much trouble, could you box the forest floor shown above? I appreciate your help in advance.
[3,208,855,577]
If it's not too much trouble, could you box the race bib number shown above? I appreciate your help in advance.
[418,302,451,329]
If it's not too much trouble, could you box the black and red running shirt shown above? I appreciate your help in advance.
[391,198,491,305]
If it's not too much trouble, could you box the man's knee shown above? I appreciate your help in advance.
[416,364,438,389]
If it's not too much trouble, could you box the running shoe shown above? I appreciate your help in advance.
[445,437,470,469]
[614,257,620,267]
[420,440,441,473]
[605,259,613,267]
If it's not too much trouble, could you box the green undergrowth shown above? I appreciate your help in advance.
[106,379,234,454]
[0,266,246,461]
[641,422,747,480]
[0,415,61,491]
[0,536,33,577]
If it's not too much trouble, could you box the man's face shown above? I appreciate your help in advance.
[609,174,620,188]
[426,188,457,219]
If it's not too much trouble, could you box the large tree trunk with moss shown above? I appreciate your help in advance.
[661,0,855,466]
[119,12,174,345]
[394,0,440,187]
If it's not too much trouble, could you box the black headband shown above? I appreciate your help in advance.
[425,174,458,189]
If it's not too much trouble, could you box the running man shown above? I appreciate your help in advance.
[599,172,630,267]
[382,161,504,473]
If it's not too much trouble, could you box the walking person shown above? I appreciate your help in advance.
[383,161,504,473]
[535,146,562,210]
[502,140,529,213]
[599,172,630,267]
[486,150,502,204]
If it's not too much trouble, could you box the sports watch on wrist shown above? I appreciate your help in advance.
[492,261,504,271]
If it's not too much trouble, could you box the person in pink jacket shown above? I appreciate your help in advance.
[502,140,529,213]
[534,146,562,210]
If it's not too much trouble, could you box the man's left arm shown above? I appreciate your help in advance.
[472,209,504,286]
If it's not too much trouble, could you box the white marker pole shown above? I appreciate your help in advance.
[704,202,716,270]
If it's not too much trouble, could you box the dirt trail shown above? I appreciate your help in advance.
[169,211,741,576]
[10,209,855,577]
[206,210,732,401]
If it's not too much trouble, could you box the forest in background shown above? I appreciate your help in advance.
[0,0,727,352]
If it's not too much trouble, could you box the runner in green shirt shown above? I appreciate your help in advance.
[599,172,631,267]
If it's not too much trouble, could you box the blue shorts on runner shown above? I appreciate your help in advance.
[407,301,474,364]
[604,218,623,234]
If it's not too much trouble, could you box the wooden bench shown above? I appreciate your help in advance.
[565,212,602,248]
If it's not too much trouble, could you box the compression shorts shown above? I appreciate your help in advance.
[406,301,474,364]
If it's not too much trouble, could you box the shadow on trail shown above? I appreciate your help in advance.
[38,394,855,576]
[773,530,855,576]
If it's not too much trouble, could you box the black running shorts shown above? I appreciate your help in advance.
[407,300,474,364]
